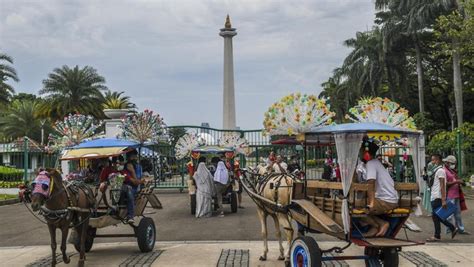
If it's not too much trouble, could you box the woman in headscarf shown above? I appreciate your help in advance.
[214,161,229,217]
[194,162,215,218]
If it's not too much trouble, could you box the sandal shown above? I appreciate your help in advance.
[219,212,225,218]
[426,237,440,242]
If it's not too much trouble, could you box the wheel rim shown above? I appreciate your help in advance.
[292,244,308,267]
[146,224,155,248]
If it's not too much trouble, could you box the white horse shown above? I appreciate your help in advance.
[246,165,295,263]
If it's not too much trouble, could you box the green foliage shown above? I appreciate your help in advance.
[427,122,474,153]
[0,52,19,105]
[103,91,136,110]
[433,1,474,65]
[0,99,48,142]
[0,166,23,181]
[39,65,107,120]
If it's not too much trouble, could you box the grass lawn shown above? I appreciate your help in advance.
[0,194,18,200]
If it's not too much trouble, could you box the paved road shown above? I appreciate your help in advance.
[1,191,473,247]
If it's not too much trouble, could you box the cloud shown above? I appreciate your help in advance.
[0,0,374,128]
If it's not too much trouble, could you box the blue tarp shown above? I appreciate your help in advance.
[73,138,140,149]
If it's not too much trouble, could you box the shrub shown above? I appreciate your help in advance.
[0,166,23,181]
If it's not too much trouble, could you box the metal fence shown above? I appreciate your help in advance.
[0,137,58,185]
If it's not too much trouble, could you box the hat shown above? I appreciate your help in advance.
[442,155,456,164]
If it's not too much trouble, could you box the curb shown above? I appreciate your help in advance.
[0,198,20,206]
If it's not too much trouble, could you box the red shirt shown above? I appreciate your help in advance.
[100,166,116,182]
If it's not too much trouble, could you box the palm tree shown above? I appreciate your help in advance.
[0,100,44,141]
[375,0,455,113]
[39,65,107,120]
[341,29,385,97]
[0,53,19,105]
[103,91,137,110]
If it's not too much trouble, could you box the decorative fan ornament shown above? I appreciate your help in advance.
[175,133,206,160]
[218,132,249,155]
[345,97,416,130]
[48,114,103,150]
[263,93,335,136]
[119,109,167,144]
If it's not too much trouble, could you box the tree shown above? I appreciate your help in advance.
[103,91,137,110]
[0,99,46,141]
[0,53,19,105]
[434,0,473,127]
[39,65,107,120]
[375,0,456,114]
[168,127,187,146]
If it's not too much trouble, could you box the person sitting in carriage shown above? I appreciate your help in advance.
[361,141,399,237]
[122,150,146,223]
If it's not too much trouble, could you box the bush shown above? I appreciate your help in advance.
[427,123,474,154]
[0,166,23,181]
[0,181,24,188]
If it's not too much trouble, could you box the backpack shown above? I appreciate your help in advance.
[424,165,442,188]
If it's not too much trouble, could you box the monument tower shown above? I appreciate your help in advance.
[220,15,237,129]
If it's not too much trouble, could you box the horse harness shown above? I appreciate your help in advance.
[39,180,96,226]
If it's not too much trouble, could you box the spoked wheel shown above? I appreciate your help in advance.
[190,194,196,215]
[73,227,96,253]
[136,217,156,252]
[365,247,399,267]
[290,236,322,267]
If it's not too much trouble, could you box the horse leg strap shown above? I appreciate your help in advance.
[68,207,91,213]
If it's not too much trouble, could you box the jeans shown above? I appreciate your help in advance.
[447,198,465,232]
[124,185,136,219]
[431,198,456,239]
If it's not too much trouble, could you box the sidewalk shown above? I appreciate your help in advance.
[1,241,473,267]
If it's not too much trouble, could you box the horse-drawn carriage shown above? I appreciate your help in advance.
[58,138,163,253]
[187,145,240,214]
[242,122,424,267]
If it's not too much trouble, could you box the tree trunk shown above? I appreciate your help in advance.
[415,42,424,114]
[453,47,463,127]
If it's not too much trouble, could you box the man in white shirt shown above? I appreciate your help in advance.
[273,155,288,174]
[362,142,399,237]
[427,154,458,241]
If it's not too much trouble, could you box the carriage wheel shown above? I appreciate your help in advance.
[190,194,196,215]
[73,227,96,253]
[136,217,156,252]
[290,236,322,267]
[230,192,238,213]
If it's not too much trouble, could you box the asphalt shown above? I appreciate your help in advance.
[1,191,474,247]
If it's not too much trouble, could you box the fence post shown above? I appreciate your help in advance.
[456,129,462,175]
[23,137,29,182]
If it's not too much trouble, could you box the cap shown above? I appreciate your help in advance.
[442,155,456,164]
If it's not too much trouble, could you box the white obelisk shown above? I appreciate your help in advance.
[220,15,237,130]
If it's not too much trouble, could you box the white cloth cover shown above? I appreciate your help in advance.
[335,133,364,234]
[410,134,424,216]
[214,161,229,185]
[194,162,215,218]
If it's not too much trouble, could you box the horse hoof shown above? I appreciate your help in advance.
[77,259,85,267]
[63,256,70,264]
[285,260,290,267]
[259,256,267,261]
[278,255,285,261]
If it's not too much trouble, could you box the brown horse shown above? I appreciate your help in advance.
[30,169,95,267]
[245,165,295,264]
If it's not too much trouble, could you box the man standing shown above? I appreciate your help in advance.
[427,154,458,242]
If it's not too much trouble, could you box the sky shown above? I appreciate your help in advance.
[0,0,375,129]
